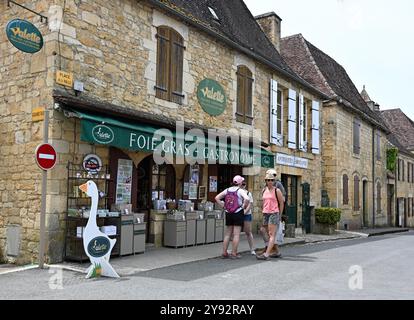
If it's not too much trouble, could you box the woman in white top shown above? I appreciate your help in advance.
[241,181,256,255]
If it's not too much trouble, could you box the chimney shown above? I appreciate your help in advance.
[255,12,282,52]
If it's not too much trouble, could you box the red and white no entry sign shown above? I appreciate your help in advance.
[35,143,57,170]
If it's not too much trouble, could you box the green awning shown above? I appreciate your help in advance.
[71,109,274,168]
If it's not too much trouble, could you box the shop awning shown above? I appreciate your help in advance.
[68,109,274,168]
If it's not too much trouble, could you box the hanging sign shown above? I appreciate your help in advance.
[6,19,44,54]
[197,79,227,116]
[83,154,102,174]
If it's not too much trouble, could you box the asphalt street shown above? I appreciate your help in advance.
[1,231,413,300]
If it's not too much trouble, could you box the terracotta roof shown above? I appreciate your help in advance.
[280,34,387,131]
[147,0,326,98]
[381,109,414,151]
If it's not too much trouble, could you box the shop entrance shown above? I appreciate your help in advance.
[136,155,176,243]
[282,175,298,226]
[301,182,311,233]
[217,165,243,192]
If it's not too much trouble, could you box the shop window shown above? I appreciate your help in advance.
[151,163,175,200]
[343,174,349,205]
[182,164,204,202]
[353,175,360,211]
[236,65,254,125]
[155,26,185,104]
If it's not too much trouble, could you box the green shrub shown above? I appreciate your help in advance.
[315,208,341,225]
[387,148,398,172]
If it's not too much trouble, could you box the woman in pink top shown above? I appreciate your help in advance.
[256,173,284,260]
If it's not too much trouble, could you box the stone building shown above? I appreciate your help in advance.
[380,108,414,228]
[0,0,324,264]
[281,34,390,230]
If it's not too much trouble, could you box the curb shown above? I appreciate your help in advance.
[0,264,38,276]
[366,229,410,237]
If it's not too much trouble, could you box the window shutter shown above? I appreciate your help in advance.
[376,131,381,160]
[288,89,297,149]
[270,80,282,145]
[298,95,307,151]
[343,174,349,205]
[353,120,361,155]
[170,30,185,104]
[311,101,320,154]
[236,66,253,125]
[156,27,170,101]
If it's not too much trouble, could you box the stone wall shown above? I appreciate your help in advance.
[0,0,324,263]
[0,0,60,263]
[321,103,388,230]
[395,153,414,227]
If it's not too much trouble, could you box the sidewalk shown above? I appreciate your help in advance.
[57,231,361,276]
[2,228,409,277]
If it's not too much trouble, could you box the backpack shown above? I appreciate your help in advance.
[224,188,240,213]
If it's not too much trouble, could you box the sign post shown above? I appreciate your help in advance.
[35,111,55,269]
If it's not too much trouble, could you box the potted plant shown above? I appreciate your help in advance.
[314,208,341,235]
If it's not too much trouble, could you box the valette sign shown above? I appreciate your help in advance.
[197,79,227,116]
[6,19,44,54]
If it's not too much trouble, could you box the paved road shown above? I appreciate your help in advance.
[1,231,413,300]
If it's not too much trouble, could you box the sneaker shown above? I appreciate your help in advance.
[230,253,242,259]
[256,254,270,261]
[251,250,257,256]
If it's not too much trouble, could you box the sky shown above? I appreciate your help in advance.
[244,0,414,120]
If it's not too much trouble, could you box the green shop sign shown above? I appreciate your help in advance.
[6,19,43,54]
[197,79,227,116]
[78,114,274,168]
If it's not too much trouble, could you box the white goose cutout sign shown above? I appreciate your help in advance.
[79,181,120,278]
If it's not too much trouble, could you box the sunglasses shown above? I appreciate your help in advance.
[242,183,247,186]
[266,179,275,182]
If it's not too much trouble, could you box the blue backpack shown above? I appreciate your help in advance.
[224,188,240,213]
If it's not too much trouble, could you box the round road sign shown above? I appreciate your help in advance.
[35,143,57,170]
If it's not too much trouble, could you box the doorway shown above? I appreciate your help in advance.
[362,180,368,227]
[387,185,394,227]
[282,175,298,227]
[136,155,176,243]
[217,165,243,192]
[301,182,311,233]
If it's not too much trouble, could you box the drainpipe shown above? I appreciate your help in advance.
[372,128,376,228]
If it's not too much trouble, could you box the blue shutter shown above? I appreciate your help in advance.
[311,101,320,154]
[288,89,297,149]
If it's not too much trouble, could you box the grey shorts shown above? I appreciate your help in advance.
[263,213,280,226]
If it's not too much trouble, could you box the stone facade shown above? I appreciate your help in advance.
[321,102,388,230]
[395,153,414,228]
[0,0,323,263]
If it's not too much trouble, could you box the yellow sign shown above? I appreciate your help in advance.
[56,70,73,87]
[32,107,45,122]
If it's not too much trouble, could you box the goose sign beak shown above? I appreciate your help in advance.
[79,183,88,194]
